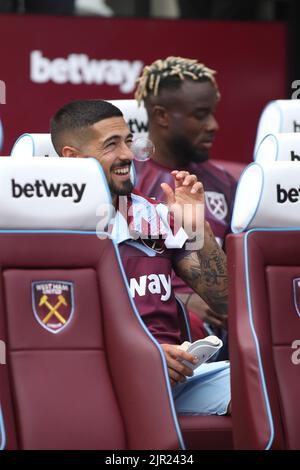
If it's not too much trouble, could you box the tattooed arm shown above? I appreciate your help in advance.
[174,221,228,320]
[161,169,228,321]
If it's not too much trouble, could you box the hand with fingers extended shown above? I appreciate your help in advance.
[160,170,205,244]
[160,343,199,387]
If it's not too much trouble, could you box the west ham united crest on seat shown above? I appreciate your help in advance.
[293,278,300,318]
[32,281,74,333]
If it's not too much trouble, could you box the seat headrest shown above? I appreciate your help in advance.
[254,100,300,156]
[11,133,59,158]
[108,99,148,138]
[231,161,300,233]
[255,132,300,164]
[0,157,112,230]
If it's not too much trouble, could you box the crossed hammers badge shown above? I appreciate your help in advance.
[32,281,74,334]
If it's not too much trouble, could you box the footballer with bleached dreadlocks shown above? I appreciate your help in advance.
[135,56,220,107]
[133,57,234,362]
[134,56,220,166]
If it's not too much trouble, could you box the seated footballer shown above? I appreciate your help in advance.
[50,99,231,416]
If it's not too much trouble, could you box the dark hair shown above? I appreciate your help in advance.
[50,99,123,155]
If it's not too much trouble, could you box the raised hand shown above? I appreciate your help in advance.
[160,170,205,245]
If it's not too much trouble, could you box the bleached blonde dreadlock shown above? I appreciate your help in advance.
[135,56,219,105]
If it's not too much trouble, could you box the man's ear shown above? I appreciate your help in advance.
[152,105,169,128]
[61,145,81,158]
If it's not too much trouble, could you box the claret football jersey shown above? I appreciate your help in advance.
[111,190,190,345]
[135,158,237,246]
[134,158,237,299]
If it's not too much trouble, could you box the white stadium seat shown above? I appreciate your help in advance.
[0,157,112,230]
[254,99,300,157]
[11,133,59,158]
[255,132,300,164]
[231,161,300,233]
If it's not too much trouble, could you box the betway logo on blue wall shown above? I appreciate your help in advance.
[30,50,144,93]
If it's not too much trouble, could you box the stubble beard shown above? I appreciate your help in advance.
[109,178,134,197]
[168,135,209,165]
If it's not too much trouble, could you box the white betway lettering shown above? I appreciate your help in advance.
[30,50,143,93]
[130,276,147,298]
[158,274,171,301]
[129,274,171,302]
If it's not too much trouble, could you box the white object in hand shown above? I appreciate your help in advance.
[181,335,223,370]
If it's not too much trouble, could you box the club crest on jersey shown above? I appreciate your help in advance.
[293,278,300,318]
[32,281,74,334]
[205,192,228,221]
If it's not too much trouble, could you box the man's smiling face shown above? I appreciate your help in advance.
[67,116,135,199]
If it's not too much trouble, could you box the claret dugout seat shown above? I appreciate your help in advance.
[228,154,300,449]
[9,117,234,450]
[0,157,185,450]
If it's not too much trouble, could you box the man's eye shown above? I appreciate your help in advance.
[194,112,208,120]
[105,142,116,149]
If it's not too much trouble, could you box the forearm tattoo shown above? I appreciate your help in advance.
[175,230,228,316]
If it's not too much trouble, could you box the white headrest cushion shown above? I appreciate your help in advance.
[231,161,300,233]
[108,99,148,137]
[11,133,59,158]
[254,100,300,156]
[0,157,112,230]
[255,132,300,164]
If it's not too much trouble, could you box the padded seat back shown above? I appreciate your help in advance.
[228,159,300,449]
[228,230,300,449]
[0,157,184,450]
